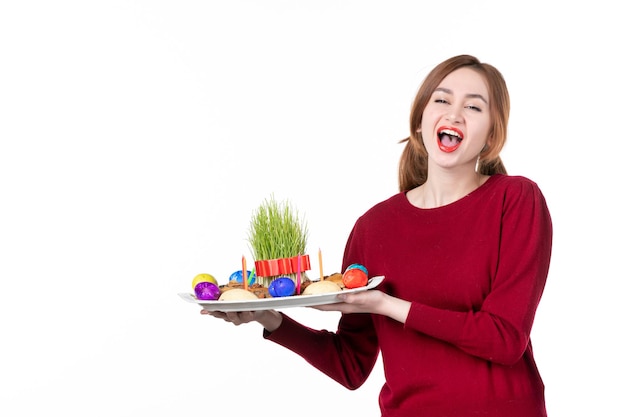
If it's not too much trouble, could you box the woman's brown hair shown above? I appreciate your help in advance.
[398,55,509,191]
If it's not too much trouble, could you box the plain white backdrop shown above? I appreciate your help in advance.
[1,1,624,416]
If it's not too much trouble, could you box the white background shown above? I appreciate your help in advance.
[1,1,624,416]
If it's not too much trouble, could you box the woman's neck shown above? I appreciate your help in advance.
[407,170,488,209]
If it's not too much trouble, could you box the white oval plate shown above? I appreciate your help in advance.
[178,276,384,312]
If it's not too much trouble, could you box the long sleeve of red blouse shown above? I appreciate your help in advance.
[264,312,379,390]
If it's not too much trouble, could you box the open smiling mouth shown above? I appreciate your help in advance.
[437,126,463,153]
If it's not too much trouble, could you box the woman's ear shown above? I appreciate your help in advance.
[482,134,494,154]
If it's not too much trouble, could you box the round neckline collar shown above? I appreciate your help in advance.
[402,174,502,212]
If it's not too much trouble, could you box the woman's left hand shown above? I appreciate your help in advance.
[313,289,384,313]
[313,290,411,323]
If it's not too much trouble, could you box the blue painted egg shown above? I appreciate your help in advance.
[345,263,368,277]
[229,270,256,284]
[268,277,296,297]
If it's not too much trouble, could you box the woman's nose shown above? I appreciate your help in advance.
[446,108,462,123]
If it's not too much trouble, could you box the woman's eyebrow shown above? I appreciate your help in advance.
[434,87,488,104]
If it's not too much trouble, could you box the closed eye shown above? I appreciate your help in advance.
[465,104,482,112]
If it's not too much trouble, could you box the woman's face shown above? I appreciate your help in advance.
[420,67,492,171]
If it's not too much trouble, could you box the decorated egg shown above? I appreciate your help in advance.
[345,263,368,277]
[192,273,218,291]
[268,277,296,297]
[229,269,256,285]
[342,268,368,289]
[194,281,220,300]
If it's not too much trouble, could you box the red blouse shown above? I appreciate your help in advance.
[266,174,553,417]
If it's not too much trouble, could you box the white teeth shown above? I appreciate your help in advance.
[439,129,462,138]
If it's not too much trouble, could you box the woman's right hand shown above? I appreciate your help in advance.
[201,309,283,332]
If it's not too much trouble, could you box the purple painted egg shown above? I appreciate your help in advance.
[345,263,368,277]
[194,281,220,300]
[268,277,296,297]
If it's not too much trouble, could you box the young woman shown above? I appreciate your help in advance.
[204,55,553,417]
